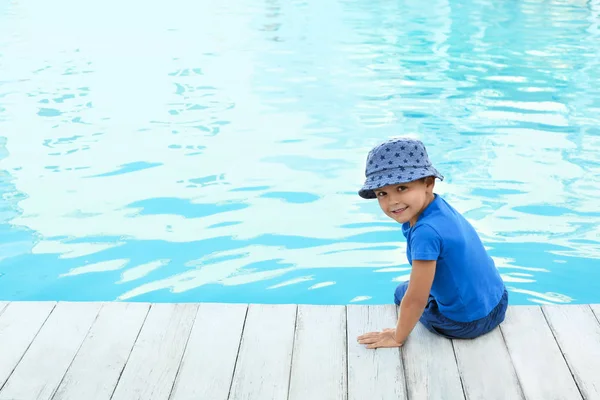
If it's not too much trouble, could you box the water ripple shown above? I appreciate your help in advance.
[1,0,600,305]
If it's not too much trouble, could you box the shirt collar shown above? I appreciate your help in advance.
[402,193,439,236]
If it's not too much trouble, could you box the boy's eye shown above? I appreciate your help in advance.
[376,191,386,197]
[398,186,408,191]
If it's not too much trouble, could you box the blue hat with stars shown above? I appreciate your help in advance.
[358,137,444,199]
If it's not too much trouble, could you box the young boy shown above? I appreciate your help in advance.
[357,137,508,349]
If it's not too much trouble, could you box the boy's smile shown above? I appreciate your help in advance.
[374,177,435,226]
[390,206,407,215]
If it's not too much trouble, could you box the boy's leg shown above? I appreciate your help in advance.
[394,281,435,306]
[393,281,410,305]
[420,288,510,339]
[394,281,453,337]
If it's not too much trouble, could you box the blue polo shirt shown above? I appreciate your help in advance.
[402,194,505,322]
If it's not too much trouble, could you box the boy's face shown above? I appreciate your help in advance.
[373,177,435,226]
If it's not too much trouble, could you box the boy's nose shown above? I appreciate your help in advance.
[387,194,400,205]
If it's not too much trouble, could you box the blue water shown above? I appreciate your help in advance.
[1,0,599,306]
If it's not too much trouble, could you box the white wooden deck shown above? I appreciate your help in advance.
[0,301,599,400]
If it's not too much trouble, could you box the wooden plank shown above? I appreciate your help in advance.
[288,305,347,400]
[500,306,582,400]
[0,302,101,400]
[592,304,600,322]
[402,321,465,400]
[110,303,198,400]
[0,302,8,316]
[347,305,406,400]
[542,304,600,400]
[0,302,56,389]
[228,304,297,400]
[170,303,248,400]
[453,329,524,400]
[52,302,150,400]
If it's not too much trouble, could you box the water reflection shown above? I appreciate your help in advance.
[0,0,599,305]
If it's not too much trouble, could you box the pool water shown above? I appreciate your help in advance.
[1,0,599,306]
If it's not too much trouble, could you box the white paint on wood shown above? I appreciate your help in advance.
[453,328,524,400]
[3,301,600,400]
[543,304,600,400]
[288,305,347,400]
[228,304,297,400]
[346,305,406,400]
[0,302,101,400]
[170,303,247,400]
[110,303,198,400]
[500,306,582,400]
[52,302,150,400]
[591,304,600,322]
[402,322,465,400]
[0,302,56,390]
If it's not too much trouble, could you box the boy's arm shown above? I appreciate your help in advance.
[394,259,436,344]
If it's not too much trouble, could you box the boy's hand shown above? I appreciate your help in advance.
[357,328,404,349]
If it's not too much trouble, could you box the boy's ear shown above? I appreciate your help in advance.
[425,176,435,187]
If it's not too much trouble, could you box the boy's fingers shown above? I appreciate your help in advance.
[357,332,378,340]
[358,336,379,344]
[358,331,378,337]
[367,340,384,349]
[366,337,403,349]
[358,338,374,344]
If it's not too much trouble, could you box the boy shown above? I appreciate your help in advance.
[357,137,508,349]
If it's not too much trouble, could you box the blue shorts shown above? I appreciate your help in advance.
[394,281,508,339]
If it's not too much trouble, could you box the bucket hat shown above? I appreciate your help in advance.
[358,137,444,199]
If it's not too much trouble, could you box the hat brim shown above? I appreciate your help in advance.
[358,165,444,199]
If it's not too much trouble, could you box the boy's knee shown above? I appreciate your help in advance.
[394,281,410,305]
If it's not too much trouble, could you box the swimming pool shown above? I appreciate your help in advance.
[1,0,599,306]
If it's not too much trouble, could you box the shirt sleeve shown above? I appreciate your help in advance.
[409,224,442,261]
